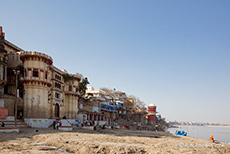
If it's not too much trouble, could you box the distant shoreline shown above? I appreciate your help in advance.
[205,125,230,128]
[170,124,230,128]
[168,125,230,143]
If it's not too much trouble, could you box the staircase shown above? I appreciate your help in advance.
[0,119,29,128]
[116,118,137,130]
[116,117,156,131]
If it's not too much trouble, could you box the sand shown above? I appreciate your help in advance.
[0,127,229,154]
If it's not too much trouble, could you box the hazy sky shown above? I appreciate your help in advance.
[1,0,229,124]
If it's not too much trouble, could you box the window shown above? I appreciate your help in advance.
[55,74,61,80]
[24,71,27,77]
[45,73,48,79]
[55,82,61,89]
[69,86,72,91]
[55,92,60,99]
[33,70,39,77]
[76,87,78,92]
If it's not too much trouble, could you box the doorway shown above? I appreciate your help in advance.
[54,103,60,117]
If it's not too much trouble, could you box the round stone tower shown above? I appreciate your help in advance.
[20,51,53,118]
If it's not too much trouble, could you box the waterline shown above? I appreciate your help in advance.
[167,125,230,143]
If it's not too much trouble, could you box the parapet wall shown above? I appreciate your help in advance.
[20,51,53,65]
[24,118,54,128]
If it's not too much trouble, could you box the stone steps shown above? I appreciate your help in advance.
[0,119,29,128]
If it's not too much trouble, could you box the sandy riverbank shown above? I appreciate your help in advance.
[0,127,229,154]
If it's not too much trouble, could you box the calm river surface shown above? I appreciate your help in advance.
[167,125,230,143]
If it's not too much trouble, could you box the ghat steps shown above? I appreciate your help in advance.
[0,119,28,128]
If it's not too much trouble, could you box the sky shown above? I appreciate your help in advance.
[0,0,229,124]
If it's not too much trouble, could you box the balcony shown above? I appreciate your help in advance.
[20,76,52,87]
[52,87,63,93]
[64,90,80,96]
[101,103,116,112]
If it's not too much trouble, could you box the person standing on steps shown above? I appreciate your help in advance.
[53,121,56,129]
[56,121,60,129]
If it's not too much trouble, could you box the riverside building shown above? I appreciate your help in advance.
[0,27,82,127]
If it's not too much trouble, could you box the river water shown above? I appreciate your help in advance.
[167,125,230,143]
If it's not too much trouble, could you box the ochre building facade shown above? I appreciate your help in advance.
[0,27,82,127]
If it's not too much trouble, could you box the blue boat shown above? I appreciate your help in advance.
[175,130,187,136]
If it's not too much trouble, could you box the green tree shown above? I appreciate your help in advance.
[78,77,89,97]
[63,74,75,82]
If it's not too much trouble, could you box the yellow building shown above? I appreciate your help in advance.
[1,27,82,127]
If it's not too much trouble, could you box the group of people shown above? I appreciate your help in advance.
[53,121,62,129]
[84,120,95,126]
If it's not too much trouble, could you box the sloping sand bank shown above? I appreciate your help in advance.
[0,128,229,154]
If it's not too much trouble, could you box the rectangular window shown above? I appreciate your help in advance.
[33,70,39,77]
[69,86,72,91]
[55,74,61,80]
[55,92,60,99]
[45,73,47,79]
[24,71,27,77]
[55,82,61,89]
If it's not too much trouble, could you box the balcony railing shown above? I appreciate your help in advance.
[20,76,52,84]
[64,90,80,96]
[101,103,116,112]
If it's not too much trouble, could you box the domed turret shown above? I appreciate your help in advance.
[147,104,157,125]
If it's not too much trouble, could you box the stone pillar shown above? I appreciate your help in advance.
[92,114,94,121]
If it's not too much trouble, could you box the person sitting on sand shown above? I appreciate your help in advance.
[210,135,214,142]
